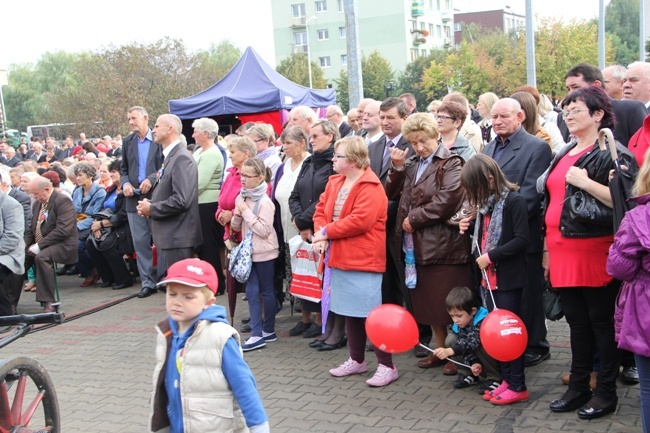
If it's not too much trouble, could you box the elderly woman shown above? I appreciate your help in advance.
[385,113,473,372]
[96,162,113,189]
[247,123,282,184]
[427,100,442,115]
[72,162,106,287]
[436,101,476,162]
[193,118,226,295]
[312,136,394,385]
[477,92,499,147]
[288,120,339,339]
[216,137,257,315]
[85,160,133,290]
[540,86,637,419]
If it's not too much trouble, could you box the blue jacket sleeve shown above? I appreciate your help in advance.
[221,337,269,429]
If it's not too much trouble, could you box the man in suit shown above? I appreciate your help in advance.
[120,106,163,298]
[361,100,383,146]
[602,64,627,100]
[24,176,78,313]
[26,141,45,163]
[137,114,201,285]
[623,61,650,113]
[0,186,24,317]
[399,92,418,116]
[483,98,553,366]
[4,146,22,168]
[107,139,123,159]
[559,63,647,146]
[326,105,352,137]
[354,98,375,138]
[346,108,361,134]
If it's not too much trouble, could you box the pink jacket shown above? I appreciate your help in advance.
[216,167,242,241]
[231,194,279,263]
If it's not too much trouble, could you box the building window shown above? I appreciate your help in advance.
[339,26,346,38]
[341,54,347,66]
[444,26,451,38]
[319,56,331,67]
[437,24,442,37]
[454,22,461,32]
[291,3,306,17]
[420,22,426,30]
[429,23,434,35]
[410,49,419,61]
[315,0,327,12]
[338,0,343,12]
[445,0,451,9]
[437,0,441,10]
[318,29,329,40]
[294,32,308,46]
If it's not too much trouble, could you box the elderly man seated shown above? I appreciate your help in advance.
[24,176,78,312]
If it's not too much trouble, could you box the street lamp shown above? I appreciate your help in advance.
[305,15,317,88]
[0,70,7,139]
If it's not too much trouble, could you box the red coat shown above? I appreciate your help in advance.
[313,166,387,273]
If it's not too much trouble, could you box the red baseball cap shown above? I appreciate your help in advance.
[157,259,218,294]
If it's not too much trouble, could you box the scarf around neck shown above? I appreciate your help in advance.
[240,181,268,201]
[473,189,510,254]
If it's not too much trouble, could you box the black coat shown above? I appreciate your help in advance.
[288,146,335,231]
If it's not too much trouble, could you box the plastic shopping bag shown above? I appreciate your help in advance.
[288,235,322,302]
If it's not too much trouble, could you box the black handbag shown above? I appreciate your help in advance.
[542,282,563,321]
[567,137,614,227]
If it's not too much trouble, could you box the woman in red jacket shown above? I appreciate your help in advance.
[312,136,395,387]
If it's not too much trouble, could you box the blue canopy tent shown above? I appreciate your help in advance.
[169,47,336,134]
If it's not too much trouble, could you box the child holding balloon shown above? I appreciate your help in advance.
[458,154,530,405]
[432,286,500,389]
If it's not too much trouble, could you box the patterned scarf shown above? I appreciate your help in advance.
[474,189,509,254]
[239,181,268,202]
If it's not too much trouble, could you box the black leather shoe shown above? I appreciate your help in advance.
[113,281,133,290]
[240,324,251,333]
[620,366,640,384]
[65,265,79,276]
[56,265,69,276]
[303,322,323,339]
[577,396,618,420]
[101,281,115,288]
[309,339,326,348]
[137,286,157,298]
[550,390,593,413]
[289,321,311,337]
[241,317,251,324]
[524,351,551,367]
[317,337,347,351]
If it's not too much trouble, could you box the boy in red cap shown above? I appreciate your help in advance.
[149,258,269,433]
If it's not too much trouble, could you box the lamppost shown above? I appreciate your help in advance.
[305,15,317,88]
[0,70,7,139]
[384,81,395,98]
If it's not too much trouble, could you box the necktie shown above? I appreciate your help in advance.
[383,140,394,171]
[35,203,48,243]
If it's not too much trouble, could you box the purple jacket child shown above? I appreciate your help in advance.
[606,194,650,358]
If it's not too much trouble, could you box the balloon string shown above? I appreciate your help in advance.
[418,344,472,369]
[474,239,497,310]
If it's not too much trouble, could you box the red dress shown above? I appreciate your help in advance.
[544,148,614,288]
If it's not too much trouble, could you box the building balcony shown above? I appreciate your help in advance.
[290,16,307,28]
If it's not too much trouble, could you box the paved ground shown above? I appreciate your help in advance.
[2,274,643,433]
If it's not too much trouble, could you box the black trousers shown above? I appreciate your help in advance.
[86,238,132,285]
[197,202,226,294]
[559,280,621,400]
[0,265,14,316]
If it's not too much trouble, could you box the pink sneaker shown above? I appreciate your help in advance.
[483,380,509,401]
[366,364,399,387]
[490,389,530,405]
[329,358,368,377]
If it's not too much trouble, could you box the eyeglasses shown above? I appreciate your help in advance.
[562,108,588,118]
[333,154,347,159]
[434,114,455,122]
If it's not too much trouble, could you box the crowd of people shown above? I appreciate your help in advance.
[0,60,649,432]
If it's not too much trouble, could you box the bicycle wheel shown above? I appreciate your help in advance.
[0,356,60,433]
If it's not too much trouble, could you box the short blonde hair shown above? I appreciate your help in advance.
[402,113,440,142]
[229,136,257,158]
[335,136,369,169]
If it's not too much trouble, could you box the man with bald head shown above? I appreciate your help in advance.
[355,98,375,137]
[137,114,201,286]
[602,65,627,100]
[483,98,553,367]
[346,108,361,133]
[362,100,384,145]
[623,61,650,113]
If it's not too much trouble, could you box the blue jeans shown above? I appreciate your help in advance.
[246,259,276,337]
[77,238,94,278]
[636,353,650,433]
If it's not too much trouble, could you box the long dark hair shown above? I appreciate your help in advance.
[460,154,519,207]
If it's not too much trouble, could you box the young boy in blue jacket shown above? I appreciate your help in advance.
[432,286,500,390]
[149,258,269,433]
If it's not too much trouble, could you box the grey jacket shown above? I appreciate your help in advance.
[0,192,25,275]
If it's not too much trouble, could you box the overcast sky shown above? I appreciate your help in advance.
[1,0,605,70]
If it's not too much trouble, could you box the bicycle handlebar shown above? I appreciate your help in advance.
[0,311,65,327]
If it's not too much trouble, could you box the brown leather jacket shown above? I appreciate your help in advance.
[386,145,471,266]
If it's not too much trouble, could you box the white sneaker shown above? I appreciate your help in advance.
[366,364,399,387]
[329,357,368,377]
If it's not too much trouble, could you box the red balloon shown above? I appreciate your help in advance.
[480,309,528,362]
[365,304,419,354]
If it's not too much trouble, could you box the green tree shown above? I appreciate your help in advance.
[193,40,241,86]
[605,0,640,66]
[396,50,449,111]
[275,53,326,88]
[334,50,394,111]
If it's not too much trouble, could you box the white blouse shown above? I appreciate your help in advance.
[274,154,309,243]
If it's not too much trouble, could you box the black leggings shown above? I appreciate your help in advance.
[346,316,393,368]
